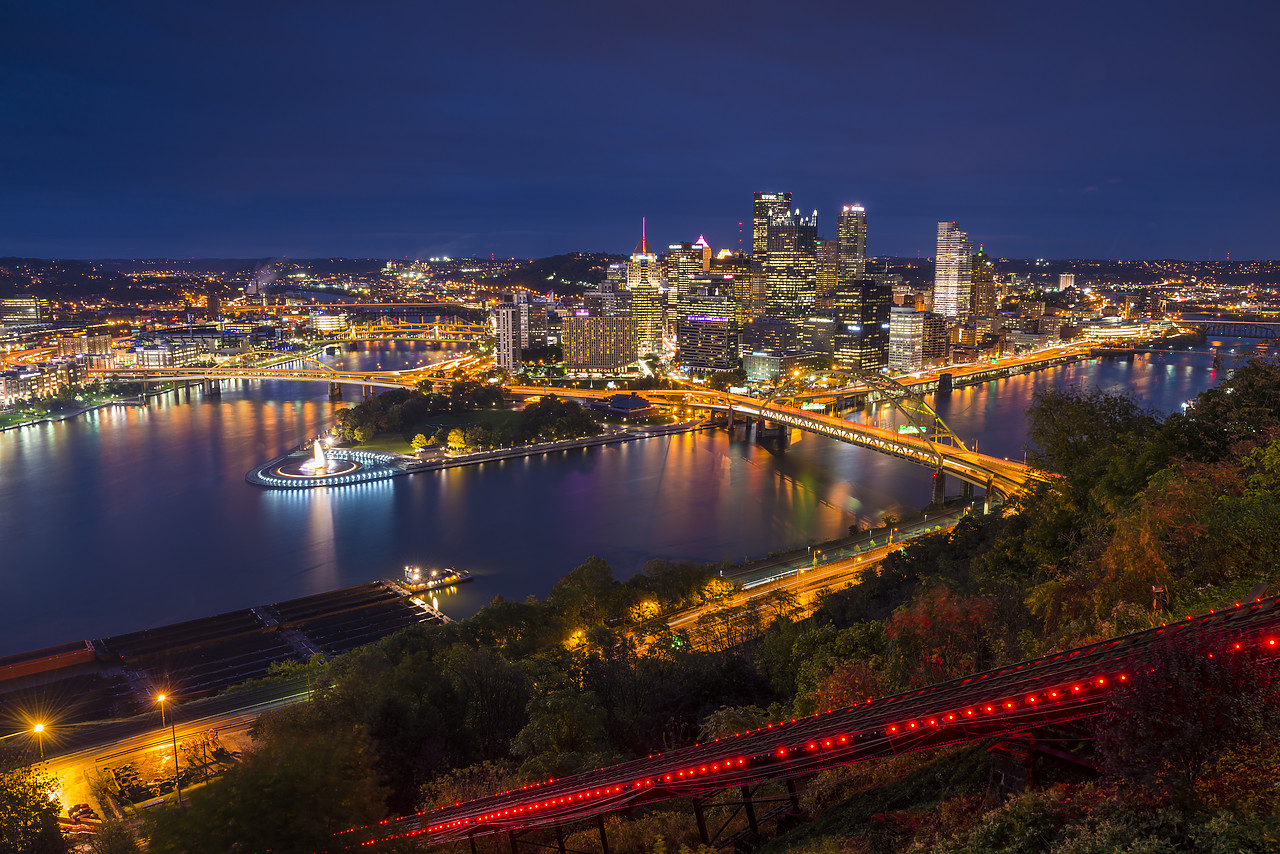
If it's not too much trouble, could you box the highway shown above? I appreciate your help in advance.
[668,506,971,638]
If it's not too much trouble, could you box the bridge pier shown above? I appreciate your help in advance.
[962,480,975,501]
[329,382,343,401]
[362,384,374,400]
[204,379,221,397]
[931,469,945,506]
[756,419,789,450]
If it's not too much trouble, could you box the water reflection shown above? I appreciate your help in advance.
[0,344,1235,655]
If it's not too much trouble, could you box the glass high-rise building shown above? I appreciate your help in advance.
[933,221,973,323]
[970,245,997,318]
[629,219,664,356]
[752,192,792,260]
[836,204,868,285]
[763,209,818,323]
[833,279,891,372]
[666,241,703,306]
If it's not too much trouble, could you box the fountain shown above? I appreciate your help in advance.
[301,439,331,474]
[266,436,360,481]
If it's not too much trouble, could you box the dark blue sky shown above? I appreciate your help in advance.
[2,1,1277,260]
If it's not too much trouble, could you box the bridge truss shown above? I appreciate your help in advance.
[324,595,1280,853]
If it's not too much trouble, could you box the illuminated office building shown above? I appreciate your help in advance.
[562,312,637,374]
[836,204,868,284]
[933,221,973,323]
[711,250,756,322]
[970,245,998,319]
[676,277,740,374]
[762,208,819,322]
[752,192,792,260]
[629,219,664,356]
[833,278,891,371]
[816,238,838,302]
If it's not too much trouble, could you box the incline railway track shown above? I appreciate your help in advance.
[324,593,1280,851]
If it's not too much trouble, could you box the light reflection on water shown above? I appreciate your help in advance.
[0,342,1241,655]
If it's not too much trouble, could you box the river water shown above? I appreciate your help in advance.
[0,341,1250,656]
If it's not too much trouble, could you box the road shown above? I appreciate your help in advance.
[32,678,312,817]
[666,505,972,637]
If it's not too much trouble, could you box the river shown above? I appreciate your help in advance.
[0,340,1252,656]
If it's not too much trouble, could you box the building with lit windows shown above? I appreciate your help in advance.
[666,241,704,304]
[889,307,924,373]
[57,333,113,358]
[629,220,664,356]
[763,209,818,323]
[675,278,739,374]
[562,312,638,373]
[752,192,792,260]
[833,278,891,371]
[836,204,868,284]
[970,246,998,318]
[0,298,50,327]
[933,222,973,322]
[711,251,755,322]
[816,238,838,302]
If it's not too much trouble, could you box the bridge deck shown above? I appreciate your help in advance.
[328,595,1280,851]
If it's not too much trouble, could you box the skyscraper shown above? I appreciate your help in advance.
[676,276,740,374]
[711,250,755,323]
[832,278,891,372]
[752,192,792,260]
[694,234,712,271]
[629,218,664,356]
[763,208,819,323]
[836,204,867,285]
[933,222,973,323]
[816,238,838,302]
[970,245,997,318]
[666,241,703,305]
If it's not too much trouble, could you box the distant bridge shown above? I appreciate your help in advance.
[87,362,1043,496]
[511,384,1046,499]
[1182,319,1280,339]
[325,595,1280,852]
[342,318,488,342]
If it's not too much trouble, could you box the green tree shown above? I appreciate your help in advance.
[352,424,373,444]
[409,433,429,451]
[86,822,140,854]
[1096,634,1279,798]
[0,757,66,854]
[144,727,390,854]
[446,428,467,453]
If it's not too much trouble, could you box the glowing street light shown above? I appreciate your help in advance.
[1,723,46,759]
[156,694,183,808]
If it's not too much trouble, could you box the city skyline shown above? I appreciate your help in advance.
[2,1,1278,261]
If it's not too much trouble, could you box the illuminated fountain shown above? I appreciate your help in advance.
[269,436,359,481]
[301,440,335,475]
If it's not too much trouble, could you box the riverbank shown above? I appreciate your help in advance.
[246,420,711,488]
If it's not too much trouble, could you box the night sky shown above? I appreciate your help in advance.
[3,1,1277,261]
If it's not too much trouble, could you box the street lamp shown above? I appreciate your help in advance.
[156,694,183,808]
[1,723,46,759]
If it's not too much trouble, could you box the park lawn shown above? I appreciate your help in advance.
[352,408,525,454]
